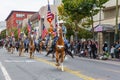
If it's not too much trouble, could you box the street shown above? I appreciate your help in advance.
[0,48,120,80]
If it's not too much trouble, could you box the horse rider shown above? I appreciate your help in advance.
[34,37,39,52]
[24,37,29,53]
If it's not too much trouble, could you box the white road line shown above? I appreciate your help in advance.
[4,60,36,63]
[0,62,12,80]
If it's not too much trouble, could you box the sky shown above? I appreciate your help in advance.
[0,0,53,21]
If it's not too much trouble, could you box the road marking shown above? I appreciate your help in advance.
[0,62,12,80]
[4,60,36,63]
[34,57,95,80]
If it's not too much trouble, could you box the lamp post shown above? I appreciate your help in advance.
[114,0,119,42]
[90,4,96,41]
[91,10,95,41]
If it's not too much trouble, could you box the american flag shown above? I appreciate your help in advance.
[54,13,58,31]
[17,24,22,38]
[42,24,48,39]
[47,0,54,23]
[27,19,31,33]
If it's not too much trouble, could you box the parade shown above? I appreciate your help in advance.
[0,0,120,80]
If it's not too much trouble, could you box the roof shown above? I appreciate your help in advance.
[30,12,40,21]
[94,24,114,32]
[5,10,37,21]
[103,5,120,11]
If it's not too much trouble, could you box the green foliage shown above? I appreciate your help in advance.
[23,25,28,36]
[0,29,6,39]
[58,0,109,39]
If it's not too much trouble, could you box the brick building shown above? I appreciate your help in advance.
[5,10,36,32]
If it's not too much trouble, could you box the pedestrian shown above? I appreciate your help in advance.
[110,45,115,58]
[102,41,108,53]
[90,41,97,59]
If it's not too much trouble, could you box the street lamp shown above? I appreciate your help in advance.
[90,4,96,41]
[114,0,119,42]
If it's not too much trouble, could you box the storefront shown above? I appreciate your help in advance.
[94,24,114,54]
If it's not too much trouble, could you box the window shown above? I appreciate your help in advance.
[16,20,22,24]
[103,8,116,19]
[16,14,25,18]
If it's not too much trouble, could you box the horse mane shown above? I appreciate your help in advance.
[30,38,34,45]
[57,28,64,45]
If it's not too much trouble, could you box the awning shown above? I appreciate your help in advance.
[94,24,114,32]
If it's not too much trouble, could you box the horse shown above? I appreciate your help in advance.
[29,35,35,59]
[38,39,45,54]
[5,39,10,51]
[8,37,16,54]
[45,35,74,60]
[19,39,24,56]
[55,27,65,71]
[11,38,16,54]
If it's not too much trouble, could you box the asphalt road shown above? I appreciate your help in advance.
[0,48,120,80]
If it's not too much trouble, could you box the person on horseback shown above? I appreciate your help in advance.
[24,37,29,53]
[34,37,39,52]
[16,39,20,52]
[9,36,13,48]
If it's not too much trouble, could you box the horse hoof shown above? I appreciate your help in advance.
[61,68,64,71]
[56,63,60,66]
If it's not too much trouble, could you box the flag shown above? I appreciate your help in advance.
[34,29,37,35]
[11,32,14,37]
[42,24,48,39]
[18,26,21,38]
[54,13,58,31]
[27,19,31,33]
[47,0,54,23]
[17,24,22,38]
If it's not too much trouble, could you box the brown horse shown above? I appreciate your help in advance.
[55,27,65,71]
[29,36,35,59]
[11,40,16,54]
[19,40,24,56]
[39,41,44,54]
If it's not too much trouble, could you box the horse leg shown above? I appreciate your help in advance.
[60,52,65,71]
[21,48,24,56]
[39,47,41,54]
[11,47,13,54]
[19,48,22,56]
[45,49,53,56]
[55,51,60,66]
[52,52,55,59]
[30,52,32,59]
[66,50,74,58]
[32,48,35,58]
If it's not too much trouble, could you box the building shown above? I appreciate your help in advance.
[93,0,120,54]
[5,10,36,33]
[54,0,62,6]
[30,12,40,38]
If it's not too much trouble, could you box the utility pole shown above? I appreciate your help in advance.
[114,0,119,42]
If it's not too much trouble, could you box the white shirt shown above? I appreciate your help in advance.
[110,47,115,54]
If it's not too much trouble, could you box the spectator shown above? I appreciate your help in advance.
[110,45,115,58]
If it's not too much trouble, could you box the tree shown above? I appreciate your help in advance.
[0,29,6,39]
[58,0,109,40]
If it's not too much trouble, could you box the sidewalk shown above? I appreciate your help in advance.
[77,56,120,66]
